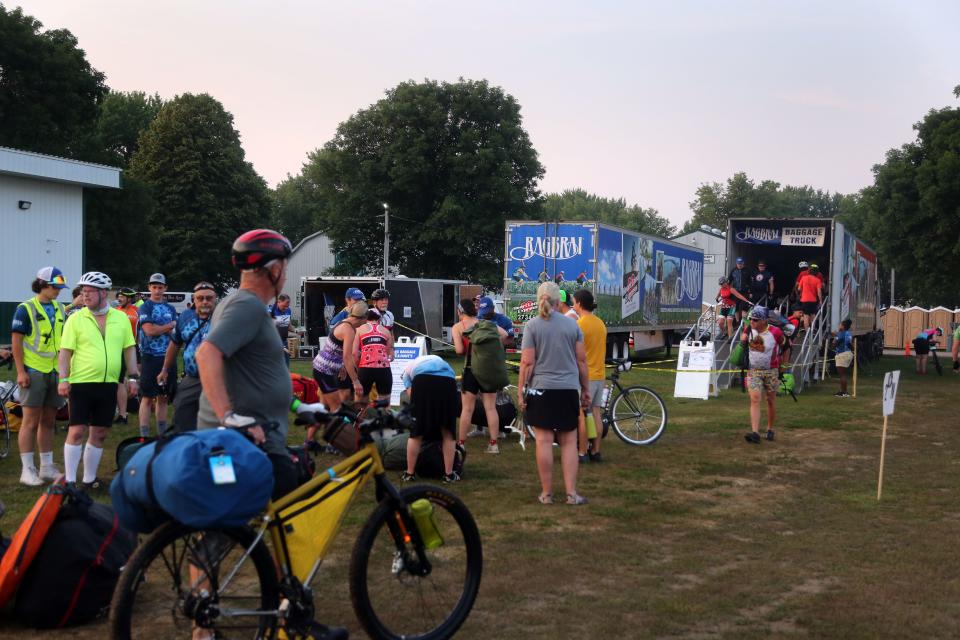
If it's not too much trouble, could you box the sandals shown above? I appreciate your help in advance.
[566,493,588,506]
[537,493,553,505]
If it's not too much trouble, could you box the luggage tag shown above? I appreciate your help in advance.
[209,454,237,485]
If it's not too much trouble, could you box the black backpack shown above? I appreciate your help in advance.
[415,441,466,478]
[470,389,518,430]
[14,489,136,628]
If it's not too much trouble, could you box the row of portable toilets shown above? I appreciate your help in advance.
[881,306,960,349]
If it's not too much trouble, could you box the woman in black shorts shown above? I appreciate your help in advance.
[517,282,590,506]
[353,308,394,412]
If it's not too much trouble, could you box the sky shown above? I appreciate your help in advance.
[16,0,960,228]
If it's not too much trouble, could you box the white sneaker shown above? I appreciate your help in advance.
[20,466,43,487]
[39,463,62,482]
[485,443,500,454]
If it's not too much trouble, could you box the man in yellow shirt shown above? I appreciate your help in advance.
[58,272,138,490]
[574,289,607,462]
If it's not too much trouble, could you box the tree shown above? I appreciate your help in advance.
[857,94,960,306]
[83,178,159,286]
[0,4,107,156]
[541,189,676,237]
[128,93,270,291]
[271,173,326,247]
[303,79,544,287]
[682,172,846,233]
[92,91,164,166]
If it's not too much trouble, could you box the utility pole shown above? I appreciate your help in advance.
[890,268,895,307]
[382,202,390,280]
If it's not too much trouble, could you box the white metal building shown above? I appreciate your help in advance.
[673,226,727,305]
[281,230,337,318]
[0,146,121,341]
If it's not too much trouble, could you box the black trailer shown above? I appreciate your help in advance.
[299,276,465,351]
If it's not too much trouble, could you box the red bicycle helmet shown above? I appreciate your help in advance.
[231,229,292,270]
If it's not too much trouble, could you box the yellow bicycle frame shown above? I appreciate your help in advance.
[265,441,386,583]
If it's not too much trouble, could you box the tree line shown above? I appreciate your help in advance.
[1,5,956,304]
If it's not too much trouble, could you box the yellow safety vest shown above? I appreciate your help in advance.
[18,296,65,373]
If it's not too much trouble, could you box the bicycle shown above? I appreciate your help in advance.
[930,345,943,376]
[109,402,483,640]
[506,358,668,447]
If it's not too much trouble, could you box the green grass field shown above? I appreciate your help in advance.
[2,354,959,638]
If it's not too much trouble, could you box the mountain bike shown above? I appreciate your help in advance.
[507,359,668,447]
[109,402,483,640]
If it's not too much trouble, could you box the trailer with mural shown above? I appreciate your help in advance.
[724,218,879,334]
[503,221,705,356]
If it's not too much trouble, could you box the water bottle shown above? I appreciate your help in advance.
[410,499,444,549]
[585,414,597,439]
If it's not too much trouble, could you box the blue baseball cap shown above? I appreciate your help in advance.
[345,287,365,301]
[749,305,768,320]
[477,296,495,316]
[735,257,745,264]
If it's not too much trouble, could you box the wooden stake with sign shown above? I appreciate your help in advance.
[877,370,900,500]
[852,339,858,398]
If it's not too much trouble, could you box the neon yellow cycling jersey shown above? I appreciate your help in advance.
[61,307,136,383]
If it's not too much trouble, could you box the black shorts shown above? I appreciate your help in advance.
[140,354,177,398]
[313,368,352,395]
[913,339,930,356]
[735,299,750,312]
[409,375,460,440]
[69,382,118,427]
[801,301,818,315]
[358,367,392,396]
[523,388,580,432]
[461,367,499,395]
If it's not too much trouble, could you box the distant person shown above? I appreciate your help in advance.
[477,295,515,348]
[59,271,138,490]
[912,327,942,375]
[750,260,775,306]
[741,305,784,444]
[138,273,178,437]
[833,319,854,397]
[796,264,824,330]
[329,287,366,329]
[728,257,754,323]
[780,308,803,365]
[558,290,579,319]
[369,288,395,332]
[716,277,749,339]
[793,261,810,302]
[517,282,589,505]
[453,299,508,453]
[400,354,461,483]
[10,266,68,486]
[573,289,606,463]
[269,293,292,342]
[158,282,217,431]
[353,308,394,412]
[311,301,367,426]
[114,287,141,424]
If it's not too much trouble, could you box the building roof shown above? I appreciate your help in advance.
[0,146,121,189]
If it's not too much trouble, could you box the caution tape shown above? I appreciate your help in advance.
[392,320,458,349]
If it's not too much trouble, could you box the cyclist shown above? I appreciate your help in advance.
[741,305,784,444]
[453,299,507,453]
[197,230,324,499]
[573,289,606,463]
[477,295,515,347]
[10,266,68,486]
[58,271,139,490]
[354,307,394,412]
[328,287,366,329]
[138,273,178,437]
[114,286,140,424]
[912,326,943,375]
[796,264,823,331]
[715,276,750,339]
[559,289,578,320]
[833,319,854,397]
[369,288,395,331]
[312,301,368,411]
[400,354,461,483]
[158,282,217,431]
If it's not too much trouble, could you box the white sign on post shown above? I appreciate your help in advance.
[673,340,716,400]
[389,336,427,405]
[882,370,900,416]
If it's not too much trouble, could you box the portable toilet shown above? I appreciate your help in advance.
[903,306,929,346]
[929,306,953,335]
[882,306,904,349]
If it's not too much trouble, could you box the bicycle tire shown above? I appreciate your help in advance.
[110,522,278,640]
[933,351,943,376]
[0,427,8,459]
[610,385,668,446]
[350,485,483,640]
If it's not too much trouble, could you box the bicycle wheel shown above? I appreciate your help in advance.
[610,385,668,446]
[932,351,943,376]
[0,425,8,459]
[350,485,483,640]
[110,522,278,640]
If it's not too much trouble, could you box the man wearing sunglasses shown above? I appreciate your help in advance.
[740,305,784,444]
[158,282,217,432]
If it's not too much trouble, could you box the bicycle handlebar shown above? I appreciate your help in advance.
[294,399,417,442]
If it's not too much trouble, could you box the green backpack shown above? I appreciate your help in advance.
[779,373,795,395]
[464,319,510,391]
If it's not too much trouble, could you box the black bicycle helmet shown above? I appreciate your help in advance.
[371,288,391,300]
[231,229,292,270]
[118,286,137,297]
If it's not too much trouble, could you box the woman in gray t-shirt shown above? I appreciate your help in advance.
[517,282,590,506]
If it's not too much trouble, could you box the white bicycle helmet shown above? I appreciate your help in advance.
[77,271,112,290]
[798,261,809,269]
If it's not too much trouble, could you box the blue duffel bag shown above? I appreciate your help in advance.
[110,428,274,533]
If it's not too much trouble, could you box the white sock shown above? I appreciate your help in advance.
[64,443,83,482]
[20,452,36,471]
[82,444,104,483]
[39,451,54,467]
